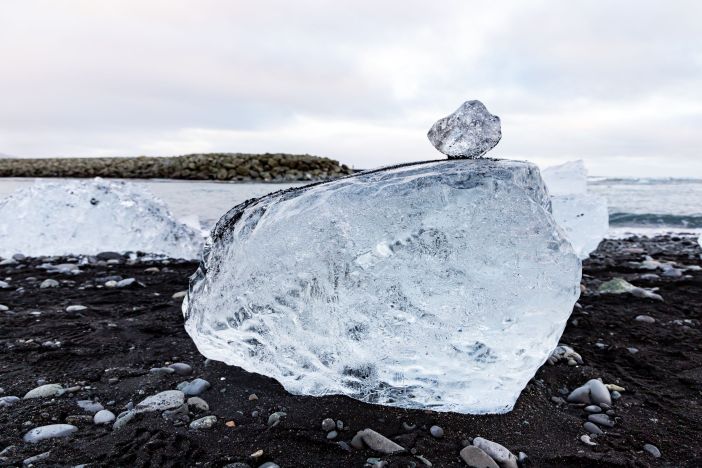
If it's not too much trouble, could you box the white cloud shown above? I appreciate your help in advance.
[0,0,700,177]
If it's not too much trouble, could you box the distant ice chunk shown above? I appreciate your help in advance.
[184,159,581,414]
[427,100,502,159]
[542,160,608,259]
[550,194,609,259]
[0,178,202,259]
[541,160,587,195]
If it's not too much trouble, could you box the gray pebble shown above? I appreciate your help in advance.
[472,437,518,468]
[336,420,344,430]
[611,390,622,400]
[643,443,661,458]
[586,379,612,406]
[321,418,336,431]
[267,411,286,427]
[402,422,417,431]
[77,400,104,414]
[23,384,64,399]
[189,415,217,430]
[583,421,603,435]
[326,430,338,440]
[135,390,185,412]
[40,279,59,288]
[177,378,211,396]
[23,424,77,443]
[350,432,365,449]
[588,414,615,428]
[566,385,591,404]
[0,396,20,407]
[429,425,444,438]
[459,446,499,468]
[258,463,280,468]
[584,405,602,413]
[149,367,175,375]
[93,410,116,425]
[162,404,190,424]
[635,315,656,323]
[580,434,597,446]
[112,410,136,430]
[357,428,405,454]
[116,278,138,288]
[187,396,209,412]
[23,451,51,465]
[168,362,193,375]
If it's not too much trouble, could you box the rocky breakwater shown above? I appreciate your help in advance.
[0,153,353,182]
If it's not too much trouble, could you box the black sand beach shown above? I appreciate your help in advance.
[1,235,701,467]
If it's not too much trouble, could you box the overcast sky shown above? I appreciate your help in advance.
[1,1,700,177]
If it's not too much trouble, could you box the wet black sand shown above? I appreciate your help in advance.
[1,235,701,467]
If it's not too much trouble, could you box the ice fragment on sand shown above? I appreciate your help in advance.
[184,159,581,414]
[427,100,501,158]
[0,178,202,259]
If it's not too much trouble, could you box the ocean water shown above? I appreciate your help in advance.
[0,177,700,237]
[588,177,702,237]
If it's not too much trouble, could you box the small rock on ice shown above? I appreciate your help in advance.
[427,100,501,158]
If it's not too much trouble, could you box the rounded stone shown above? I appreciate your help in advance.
[23,424,78,443]
[459,445,499,468]
[93,410,116,425]
[321,418,336,432]
[429,425,444,438]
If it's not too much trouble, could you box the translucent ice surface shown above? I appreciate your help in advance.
[550,193,609,260]
[184,159,581,414]
[0,178,203,259]
[542,160,608,259]
[427,101,502,159]
[541,160,588,195]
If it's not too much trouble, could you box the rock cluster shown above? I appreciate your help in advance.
[0,153,352,182]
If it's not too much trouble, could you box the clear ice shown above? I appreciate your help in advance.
[427,101,502,159]
[542,160,609,259]
[0,178,203,259]
[184,159,581,414]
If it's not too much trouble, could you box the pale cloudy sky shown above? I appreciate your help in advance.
[1,0,700,177]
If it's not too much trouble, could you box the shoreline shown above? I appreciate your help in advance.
[1,235,701,466]
[0,153,353,182]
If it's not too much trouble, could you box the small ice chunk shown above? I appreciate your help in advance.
[541,160,588,195]
[427,100,501,158]
[0,178,202,259]
[550,193,609,259]
[541,160,608,259]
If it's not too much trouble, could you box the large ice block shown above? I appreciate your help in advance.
[184,159,581,414]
